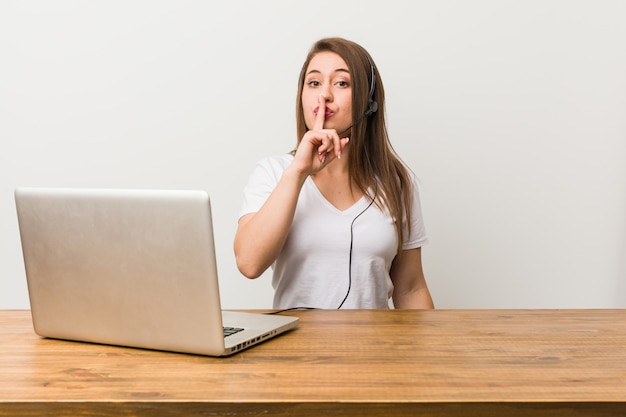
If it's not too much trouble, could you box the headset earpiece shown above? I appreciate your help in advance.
[365,56,378,117]
[365,99,378,117]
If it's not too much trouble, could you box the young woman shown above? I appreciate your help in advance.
[234,37,434,310]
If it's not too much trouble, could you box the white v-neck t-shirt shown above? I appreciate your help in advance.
[239,154,428,309]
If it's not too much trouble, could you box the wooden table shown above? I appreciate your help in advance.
[1,309,625,416]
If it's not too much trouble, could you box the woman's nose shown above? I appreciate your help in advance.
[320,85,332,102]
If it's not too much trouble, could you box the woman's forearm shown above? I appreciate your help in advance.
[234,166,308,278]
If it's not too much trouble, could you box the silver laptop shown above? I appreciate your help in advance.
[14,187,298,356]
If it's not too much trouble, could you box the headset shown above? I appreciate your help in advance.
[364,56,378,117]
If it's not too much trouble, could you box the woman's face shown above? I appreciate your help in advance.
[302,51,353,134]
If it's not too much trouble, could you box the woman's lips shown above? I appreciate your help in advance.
[314,107,334,118]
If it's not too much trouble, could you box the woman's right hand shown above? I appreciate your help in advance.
[291,94,349,176]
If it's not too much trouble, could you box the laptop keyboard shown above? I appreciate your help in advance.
[223,326,244,337]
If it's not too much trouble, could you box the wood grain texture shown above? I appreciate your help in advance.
[1,309,626,416]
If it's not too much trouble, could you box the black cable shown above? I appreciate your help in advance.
[266,307,318,315]
[337,137,378,309]
[336,188,376,309]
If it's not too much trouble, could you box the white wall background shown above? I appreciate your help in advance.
[1,0,625,310]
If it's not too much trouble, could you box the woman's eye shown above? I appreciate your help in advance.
[336,80,350,88]
[306,80,320,87]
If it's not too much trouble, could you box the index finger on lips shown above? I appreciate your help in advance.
[314,94,326,131]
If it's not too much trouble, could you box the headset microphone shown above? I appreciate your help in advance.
[337,114,365,136]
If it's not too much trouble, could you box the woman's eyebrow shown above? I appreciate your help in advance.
[305,68,350,76]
